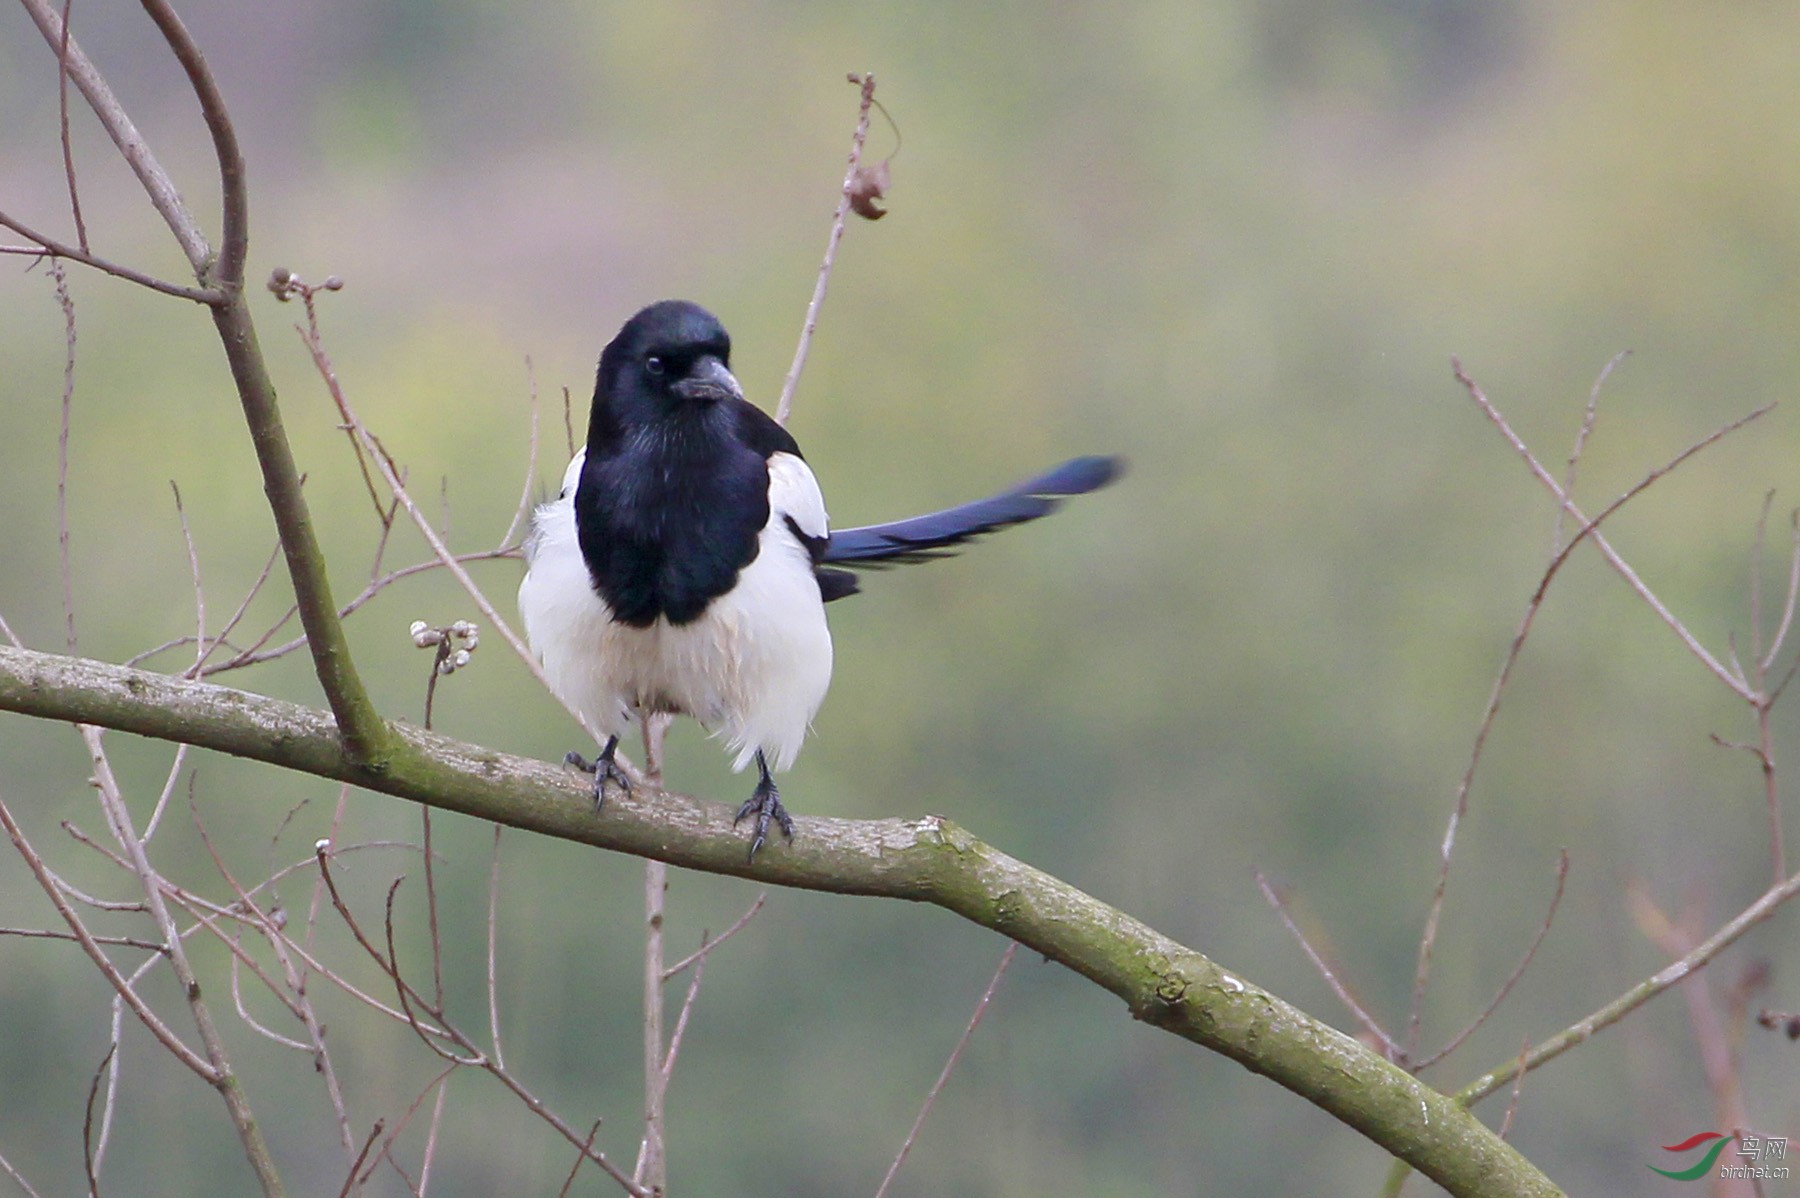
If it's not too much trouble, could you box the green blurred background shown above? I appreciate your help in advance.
[2,1,1797,1194]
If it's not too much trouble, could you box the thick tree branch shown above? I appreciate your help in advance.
[0,644,1560,1198]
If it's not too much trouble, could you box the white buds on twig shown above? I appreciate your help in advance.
[410,619,480,674]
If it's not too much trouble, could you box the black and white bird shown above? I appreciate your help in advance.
[519,300,1118,857]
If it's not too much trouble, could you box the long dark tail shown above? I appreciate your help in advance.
[815,455,1121,601]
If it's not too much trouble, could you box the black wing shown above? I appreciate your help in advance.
[822,455,1121,578]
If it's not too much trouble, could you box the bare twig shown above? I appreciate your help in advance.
[336,1121,385,1198]
[314,850,646,1196]
[1761,509,1800,673]
[55,0,88,253]
[17,0,211,269]
[1497,1036,1532,1140]
[0,1147,46,1198]
[1454,360,1769,702]
[1414,851,1569,1071]
[1411,363,1774,1057]
[170,483,206,674]
[179,549,517,677]
[635,718,669,1195]
[300,321,618,764]
[416,1076,451,1196]
[83,727,288,1196]
[662,894,767,981]
[82,1045,114,1198]
[500,358,542,551]
[54,262,77,654]
[658,938,707,1081]
[0,790,213,1076]
[1551,351,1628,550]
[486,825,506,1070]
[873,942,1017,1198]
[187,794,354,1155]
[556,1121,607,1198]
[0,218,214,300]
[0,927,168,953]
[1460,864,1800,1106]
[1256,871,1399,1060]
[775,73,878,427]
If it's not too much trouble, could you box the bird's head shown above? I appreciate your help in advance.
[596,300,743,417]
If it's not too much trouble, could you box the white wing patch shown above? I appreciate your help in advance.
[768,451,828,543]
[558,447,586,499]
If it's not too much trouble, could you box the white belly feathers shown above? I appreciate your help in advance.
[518,449,833,773]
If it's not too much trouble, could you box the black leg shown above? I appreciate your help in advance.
[564,734,630,811]
[732,750,794,860]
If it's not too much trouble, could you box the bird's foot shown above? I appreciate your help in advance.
[564,736,630,811]
[733,758,793,861]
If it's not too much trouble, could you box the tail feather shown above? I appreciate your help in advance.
[821,455,1121,571]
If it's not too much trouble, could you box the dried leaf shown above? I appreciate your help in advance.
[848,158,891,220]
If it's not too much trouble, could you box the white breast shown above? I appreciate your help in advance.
[518,449,834,773]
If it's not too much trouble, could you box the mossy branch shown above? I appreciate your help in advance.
[0,643,1561,1198]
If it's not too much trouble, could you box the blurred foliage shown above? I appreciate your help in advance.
[1,0,1797,1194]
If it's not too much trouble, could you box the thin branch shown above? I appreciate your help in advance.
[0,1146,46,1198]
[1459,864,1800,1106]
[226,945,311,1051]
[1761,509,1800,673]
[633,713,670,1193]
[170,483,206,676]
[486,825,506,1070]
[873,942,1017,1198]
[499,357,542,551]
[634,856,668,1193]
[82,727,288,1196]
[182,549,517,677]
[0,219,218,301]
[658,936,706,1081]
[333,868,647,1196]
[137,0,245,285]
[1497,1036,1532,1141]
[186,794,355,1153]
[0,645,1561,1198]
[556,1121,607,1198]
[1256,871,1399,1060]
[54,262,77,654]
[55,0,88,253]
[305,329,616,761]
[0,926,168,953]
[422,812,445,1009]
[82,1045,114,1198]
[336,1122,385,1198]
[1454,360,1767,702]
[16,0,212,270]
[416,1077,450,1197]
[1413,851,1569,1071]
[1412,364,1774,1055]
[662,894,766,981]
[93,1001,123,1179]
[0,789,213,1075]
[363,1068,451,1192]
[1551,351,1627,550]
[775,73,878,427]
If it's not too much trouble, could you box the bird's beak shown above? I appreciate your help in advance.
[672,355,744,404]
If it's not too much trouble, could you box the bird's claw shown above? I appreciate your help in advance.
[564,745,631,811]
[733,777,793,861]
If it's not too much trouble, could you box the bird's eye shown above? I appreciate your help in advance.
[644,356,666,377]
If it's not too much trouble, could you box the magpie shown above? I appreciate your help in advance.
[519,299,1118,857]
